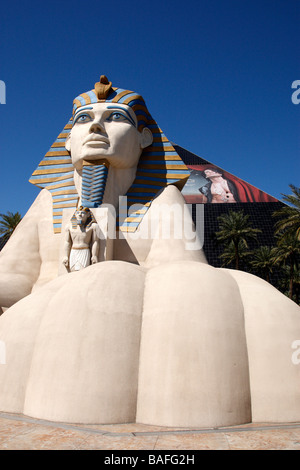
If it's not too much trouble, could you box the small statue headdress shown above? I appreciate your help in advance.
[70,206,97,230]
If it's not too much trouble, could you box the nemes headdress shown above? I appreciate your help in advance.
[29,75,190,233]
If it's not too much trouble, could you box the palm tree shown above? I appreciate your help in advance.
[250,245,277,283]
[273,184,300,241]
[277,264,300,305]
[219,239,252,269]
[216,210,261,270]
[0,211,22,243]
[272,232,300,299]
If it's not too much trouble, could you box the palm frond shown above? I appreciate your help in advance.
[273,185,300,240]
[0,211,22,240]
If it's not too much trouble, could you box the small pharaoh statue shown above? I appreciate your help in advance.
[62,206,99,272]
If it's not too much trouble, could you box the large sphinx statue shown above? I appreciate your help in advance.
[0,76,299,427]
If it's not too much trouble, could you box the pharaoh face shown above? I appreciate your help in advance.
[75,209,89,225]
[65,102,153,170]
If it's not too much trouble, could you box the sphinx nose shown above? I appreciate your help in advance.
[89,119,105,134]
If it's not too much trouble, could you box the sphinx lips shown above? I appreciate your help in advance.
[84,136,109,145]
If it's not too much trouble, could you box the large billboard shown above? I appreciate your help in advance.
[182,164,278,204]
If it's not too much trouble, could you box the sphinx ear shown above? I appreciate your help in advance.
[65,132,71,152]
[140,127,153,149]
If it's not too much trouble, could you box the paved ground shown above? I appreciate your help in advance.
[0,412,300,450]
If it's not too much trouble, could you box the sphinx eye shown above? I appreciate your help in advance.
[73,113,92,125]
[106,111,131,123]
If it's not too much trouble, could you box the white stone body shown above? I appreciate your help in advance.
[0,100,299,427]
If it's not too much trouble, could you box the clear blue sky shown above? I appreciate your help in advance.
[0,0,299,216]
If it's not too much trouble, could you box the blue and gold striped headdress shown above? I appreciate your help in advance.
[29,75,190,233]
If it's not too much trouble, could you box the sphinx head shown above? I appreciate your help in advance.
[29,75,190,234]
[65,76,153,171]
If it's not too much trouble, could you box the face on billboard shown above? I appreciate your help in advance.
[182,165,277,204]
